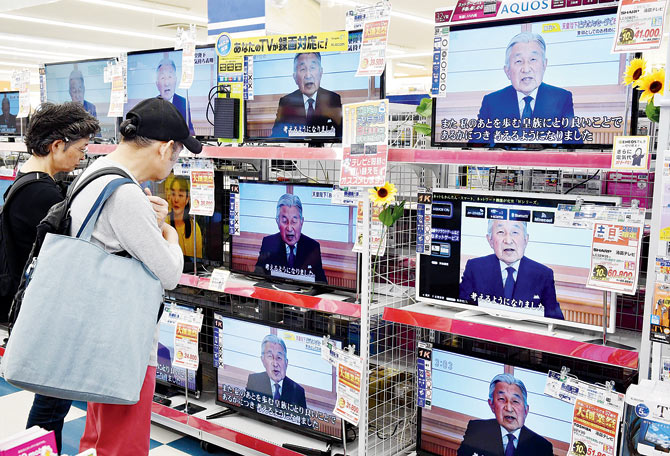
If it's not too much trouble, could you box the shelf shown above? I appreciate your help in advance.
[85,144,615,168]
[178,273,361,318]
[151,391,350,456]
[382,302,639,369]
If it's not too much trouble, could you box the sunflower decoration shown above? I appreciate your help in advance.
[623,57,647,87]
[638,68,665,103]
[368,181,405,228]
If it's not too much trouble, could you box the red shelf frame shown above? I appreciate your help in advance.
[383,306,638,369]
[152,403,305,456]
[178,274,361,318]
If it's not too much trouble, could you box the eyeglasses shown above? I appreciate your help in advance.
[63,137,89,156]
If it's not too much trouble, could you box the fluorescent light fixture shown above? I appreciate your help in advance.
[0,61,39,68]
[387,52,433,59]
[393,72,410,77]
[0,33,128,54]
[0,46,94,61]
[77,0,208,23]
[0,13,175,42]
[396,62,426,69]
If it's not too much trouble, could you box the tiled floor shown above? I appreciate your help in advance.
[0,377,237,455]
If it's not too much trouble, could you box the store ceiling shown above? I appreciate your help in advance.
[0,0,449,81]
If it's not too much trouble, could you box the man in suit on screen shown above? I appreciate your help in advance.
[246,334,307,409]
[457,373,553,456]
[271,52,342,138]
[0,96,16,130]
[69,69,97,118]
[459,219,564,319]
[469,32,581,146]
[155,57,195,135]
[255,193,327,284]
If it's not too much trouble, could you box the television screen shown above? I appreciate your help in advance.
[156,303,201,396]
[432,8,627,149]
[0,91,24,135]
[125,46,217,137]
[417,189,620,331]
[417,346,574,456]
[639,420,670,451]
[245,51,382,142]
[45,59,116,140]
[149,169,226,271]
[214,314,343,441]
[231,181,358,291]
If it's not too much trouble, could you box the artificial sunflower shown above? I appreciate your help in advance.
[638,68,665,103]
[368,181,397,207]
[623,57,647,86]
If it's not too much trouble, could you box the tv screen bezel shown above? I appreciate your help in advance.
[242,53,386,144]
[415,188,621,332]
[155,301,204,398]
[430,6,626,151]
[213,311,347,443]
[230,180,360,293]
[125,44,218,141]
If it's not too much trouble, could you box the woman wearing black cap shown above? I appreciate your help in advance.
[68,97,201,455]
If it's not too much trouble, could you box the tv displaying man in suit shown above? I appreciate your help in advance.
[0,96,16,130]
[457,373,553,456]
[271,52,342,138]
[155,57,194,135]
[254,193,327,284]
[459,219,564,319]
[69,68,97,118]
[246,334,307,409]
[470,32,581,146]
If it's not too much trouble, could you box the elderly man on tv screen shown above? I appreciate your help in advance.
[459,219,564,319]
[457,373,554,456]
[470,32,581,146]
[155,57,194,135]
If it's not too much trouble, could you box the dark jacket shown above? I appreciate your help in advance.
[457,419,553,456]
[246,371,307,410]
[254,233,327,284]
[271,87,342,138]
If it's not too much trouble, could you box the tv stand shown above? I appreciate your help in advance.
[282,443,330,456]
[254,280,323,296]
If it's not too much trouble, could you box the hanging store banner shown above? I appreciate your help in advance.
[356,17,390,77]
[107,63,125,117]
[189,161,215,217]
[569,398,620,456]
[612,136,650,170]
[177,26,197,90]
[431,26,450,98]
[587,221,643,295]
[215,31,348,57]
[612,0,668,52]
[17,70,30,119]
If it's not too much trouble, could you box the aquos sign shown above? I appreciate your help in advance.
[442,0,616,25]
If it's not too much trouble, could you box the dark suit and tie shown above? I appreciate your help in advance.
[167,94,194,135]
[246,372,307,410]
[271,87,342,138]
[456,419,553,456]
[459,254,564,320]
[255,232,327,284]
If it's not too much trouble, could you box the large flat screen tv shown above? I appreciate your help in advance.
[0,91,26,136]
[125,46,217,138]
[149,170,226,273]
[417,189,620,331]
[231,181,358,292]
[417,345,574,456]
[432,8,627,149]
[214,314,344,442]
[245,51,383,143]
[44,58,116,141]
[156,303,202,397]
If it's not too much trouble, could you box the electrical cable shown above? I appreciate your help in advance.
[563,169,600,195]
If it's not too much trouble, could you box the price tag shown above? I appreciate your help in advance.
[612,0,668,52]
[209,268,230,293]
[173,321,199,370]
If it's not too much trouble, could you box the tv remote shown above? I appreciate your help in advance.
[152,394,172,406]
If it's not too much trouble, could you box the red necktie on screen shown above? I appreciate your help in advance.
[504,266,516,300]
[522,96,533,120]
[288,247,295,269]
[307,98,315,119]
[273,383,281,400]
[505,433,516,456]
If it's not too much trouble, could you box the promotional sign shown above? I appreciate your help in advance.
[612,0,668,52]
[333,350,363,426]
[217,55,244,143]
[612,136,650,170]
[346,2,390,31]
[437,0,616,26]
[417,342,433,409]
[587,222,643,294]
[651,282,670,344]
[569,398,620,456]
[356,17,390,77]
[215,31,348,57]
[416,192,433,255]
[208,268,230,293]
[659,151,670,242]
[107,63,125,117]
[544,370,625,411]
[173,321,199,370]
[178,30,196,90]
[353,200,387,255]
[340,100,389,187]
[17,70,30,119]
[189,161,215,216]
[228,182,240,235]
[431,26,450,98]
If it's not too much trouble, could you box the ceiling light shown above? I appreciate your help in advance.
[77,0,208,23]
[0,61,39,68]
[396,62,425,69]
[393,72,410,77]
[387,52,433,59]
[0,46,94,61]
[0,33,129,54]
[0,13,175,42]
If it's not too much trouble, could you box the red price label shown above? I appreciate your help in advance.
[634,27,661,39]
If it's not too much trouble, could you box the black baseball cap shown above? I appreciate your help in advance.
[125,97,202,154]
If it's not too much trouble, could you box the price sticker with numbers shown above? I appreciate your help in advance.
[612,0,668,52]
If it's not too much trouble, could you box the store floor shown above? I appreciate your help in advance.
[0,376,238,455]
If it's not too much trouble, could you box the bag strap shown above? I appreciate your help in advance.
[76,178,134,240]
[3,172,46,207]
[67,167,134,202]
